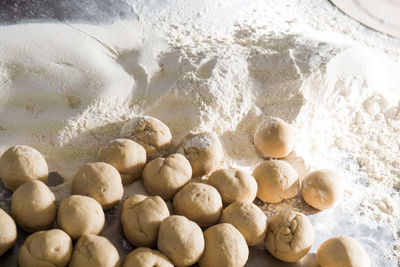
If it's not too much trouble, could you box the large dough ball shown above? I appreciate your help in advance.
[0,145,48,191]
[0,208,17,256]
[97,139,146,185]
[252,160,299,203]
[265,211,314,262]
[11,180,56,232]
[173,182,223,227]
[72,162,124,210]
[18,229,72,267]
[158,215,204,267]
[316,236,370,267]
[121,195,169,247]
[57,195,105,240]
[122,247,173,267]
[199,223,248,267]
[142,153,191,200]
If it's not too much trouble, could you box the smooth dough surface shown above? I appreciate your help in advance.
[0,208,17,256]
[122,247,173,267]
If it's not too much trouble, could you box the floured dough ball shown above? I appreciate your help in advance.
[142,153,191,200]
[0,208,17,256]
[158,215,204,267]
[72,162,124,210]
[122,247,173,267]
[199,223,248,267]
[0,145,48,191]
[265,211,314,263]
[97,139,146,185]
[173,182,223,227]
[316,236,370,267]
[121,195,169,247]
[18,229,72,267]
[252,160,299,203]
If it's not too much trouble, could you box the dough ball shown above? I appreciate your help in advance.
[254,117,295,158]
[199,223,248,267]
[252,160,299,203]
[11,180,56,232]
[316,236,370,267]
[0,208,17,256]
[18,229,72,267]
[177,132,224,177]
[121,195,169,247]
[0,145,48,191]
[97,139,146,185]
[173,182,223,227]
[208,168,257,205]
[142,153,191,200]
[220,202,267,246]
[120,116,172,159]
[302,169,344,210]
[72,162,124,210]
[158,215,204,266]
[265,211,314,263]
[57,195,105,240]
[122,247,173,267]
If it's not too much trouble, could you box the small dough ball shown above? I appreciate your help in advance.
[0,145,48,191]
[97,139,146,185]
[11,180,56,232]
[121,195,169,247]
[316,236,370,267]
[122,247,173,267]
[199,223,248,267]
[254,117,295,158]
[72,162,124,210]
[177,132,224,177]
[57,195,105,240]
[302,169,344,210]
[18,229,72,267]
[252,160,299,203]
[173,183,222,227]
[220,202,267,246]
[142,153,191,200]
[0,208,17,256]
[265,211,314,263]
[158,215,204,266]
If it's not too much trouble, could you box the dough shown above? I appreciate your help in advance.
[18,229,72,267]
[177,132,224,177]
[122,247,173,267]
[173,182,223,227]
[121,195,169,247]
[11,180,56,232]
[199,223,248,267]
[316,236,370,267]
[252,160,299,203]
[142,153,191,200]
[0,208,17,256]
[208,168,257,205]
[72,162,124,210]
[0,145,48,191]
[302,169,344,210]
[220,202,267,246]
[57,195,105,240]
[265,211,314,262]
[158,215,204,267]
[97,139,146,185]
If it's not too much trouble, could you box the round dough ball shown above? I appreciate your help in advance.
[302,169,344,210]
[0,145,48,191]
[254,117,295,158]
[265,211,314,263]
[142,153,191,200]
[0,208,17,256]
[158,215,204,267]
[316,236,370,267]
[121,195,169,247]
[173,182,223,227]
[18,229,72,267]
[177,132,224,177]
[252,160,299,203]
[11,180,56,232]
[220,202,267,246]
[57,195,105,240]
[199,223,248,267]
[72,162,124,210]
[122,247,173,267]
[97,139,146,185]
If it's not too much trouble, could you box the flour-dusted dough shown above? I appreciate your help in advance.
[122,247,173,267]
[0,208,17,256]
